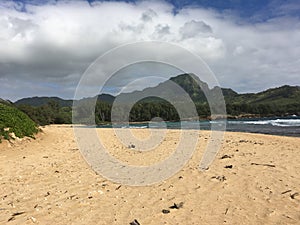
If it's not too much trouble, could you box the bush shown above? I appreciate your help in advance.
[0,103,38,142]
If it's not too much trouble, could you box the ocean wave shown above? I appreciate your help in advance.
[129,125,148,129]
[243,119,300,127]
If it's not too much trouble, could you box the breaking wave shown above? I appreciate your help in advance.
[230,119,300,127]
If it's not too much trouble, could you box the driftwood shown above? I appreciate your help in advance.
[8,211,25,222]
[250,163,275,167]
[281,190,292,195]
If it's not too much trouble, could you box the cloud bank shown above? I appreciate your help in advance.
[0,0,299,100]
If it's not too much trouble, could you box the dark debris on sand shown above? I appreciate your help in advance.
[130,219,140,225]
[169,202,184,209]
[211,175,226,182]
[8,211,25,222]
[220,155,232,159]
[224,165,233,169]
[162,209,170,214]
[290,192,299,199]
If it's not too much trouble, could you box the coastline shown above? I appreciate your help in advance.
[96,116,300,138]
[0,126,299,224]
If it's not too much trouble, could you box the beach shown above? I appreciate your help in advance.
[0,126,299,225]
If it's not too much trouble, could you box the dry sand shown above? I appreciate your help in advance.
[0,125,300,225]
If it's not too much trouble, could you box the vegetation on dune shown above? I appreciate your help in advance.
[0,103,38,142]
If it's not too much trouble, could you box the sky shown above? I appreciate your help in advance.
[0,0,300,101]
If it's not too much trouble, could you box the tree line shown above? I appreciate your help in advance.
[16,99,300,126]
[17,100,72,125]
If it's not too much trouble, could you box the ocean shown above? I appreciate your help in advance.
[98,116,300,137]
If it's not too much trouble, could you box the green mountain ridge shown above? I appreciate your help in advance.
[15,96,73,107]
[234,85,300,105]
[13,74,300,108]
[8,73,300,125]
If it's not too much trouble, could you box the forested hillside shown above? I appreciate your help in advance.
[12,74,300,125]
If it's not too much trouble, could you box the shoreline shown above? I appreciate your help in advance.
[97,118,300,138]
[56,124,299,138]
[52,122,300,138]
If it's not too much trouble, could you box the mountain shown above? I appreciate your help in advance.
[113,73,300,117]
[15,74,299,108]
[14,94,115,107]
[166,74,300,107]
[232,85,300,105]
[168,73,239,103]
[0,98,13,106]
[115,73,238,104]
[15,97,73,107]
[169,73,209,102]
[12,73,300,123]
[97,94,115,103]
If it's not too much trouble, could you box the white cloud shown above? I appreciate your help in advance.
[0,0,299,100]
[180,20,212,39]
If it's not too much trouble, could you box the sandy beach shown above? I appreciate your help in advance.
[0,126,299,225]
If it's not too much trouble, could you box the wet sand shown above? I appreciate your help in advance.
[0,125,299,224]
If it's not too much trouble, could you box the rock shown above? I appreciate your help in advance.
[220,155,232,159]
[162,209,170,214]
[10,132,16,139]
[224,165,233,169]
[67,194,77,200]
[130,219,140,225]
[290,192,299,199]
[212,175,226,182]
[30,216,37,223]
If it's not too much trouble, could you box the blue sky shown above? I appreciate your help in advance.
[0,0,300,100]
[13,0,300,19]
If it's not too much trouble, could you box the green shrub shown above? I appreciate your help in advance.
[0,103,38,142]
